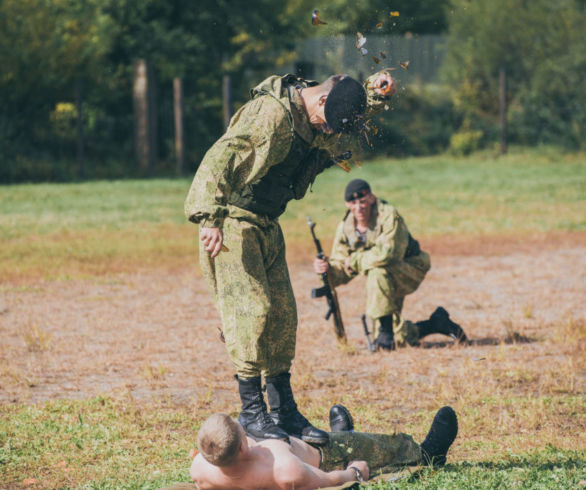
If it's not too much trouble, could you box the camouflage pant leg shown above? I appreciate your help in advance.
[369,311,420,347]
[320,431,422,473]
[366,251,431,346]
[199,217,297,378]
[392,313,420,347]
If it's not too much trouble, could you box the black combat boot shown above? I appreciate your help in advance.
[266,372,329,445]
[236,375,290,442]
[420,406,458,467]
[416,307,468,343]
[329,404,354,432]
[375,315,396,351]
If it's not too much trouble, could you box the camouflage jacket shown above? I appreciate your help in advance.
[184,72,391,228]
[328,198,425,287]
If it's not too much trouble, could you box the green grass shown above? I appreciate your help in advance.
[369,448,585,488]
[1,397,584,489]
[1,146,584,240]
[0,397,202,489]
[1,147,584,281]
[284,146,586,241]
[1,147,585,488]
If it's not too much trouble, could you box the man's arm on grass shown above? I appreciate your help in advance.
[275,457,368,489]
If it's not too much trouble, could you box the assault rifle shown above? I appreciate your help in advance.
[307,216,346,343]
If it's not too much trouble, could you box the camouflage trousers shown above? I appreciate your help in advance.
[366,251,431,346]
[320,431,422,473]
[199,216,297,378]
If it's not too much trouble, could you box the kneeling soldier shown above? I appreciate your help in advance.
[313,179,467,350]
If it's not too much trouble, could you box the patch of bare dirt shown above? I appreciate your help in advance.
[0,231,584,412]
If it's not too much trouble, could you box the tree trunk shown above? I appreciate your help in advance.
[173,77,185,175]
[499,67,508,155]
[133,59,157,172]
[223,74,233,130]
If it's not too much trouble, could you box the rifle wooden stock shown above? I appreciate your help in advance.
[307,216,346,343]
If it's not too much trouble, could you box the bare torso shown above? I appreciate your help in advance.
[190,436,321,490]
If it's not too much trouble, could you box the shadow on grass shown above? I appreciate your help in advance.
[421,332,536,349]
[398,447,585,484]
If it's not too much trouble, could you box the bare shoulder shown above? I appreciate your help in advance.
[272,450,310,488]
[189,453,226,489]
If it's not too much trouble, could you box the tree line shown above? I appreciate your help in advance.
[0,0,583,182]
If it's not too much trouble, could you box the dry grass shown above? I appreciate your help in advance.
[22,323,53,353]
[1,233,583,488]
[1,153,584,487]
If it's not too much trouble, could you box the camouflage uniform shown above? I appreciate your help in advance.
[185,73,389,378]
[320,430,421,473]
[327,199,431,346]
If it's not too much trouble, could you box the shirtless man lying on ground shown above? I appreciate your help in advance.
[189,405,458,489]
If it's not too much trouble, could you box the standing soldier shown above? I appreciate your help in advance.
[185,71,396,444]
[313,179,468,350]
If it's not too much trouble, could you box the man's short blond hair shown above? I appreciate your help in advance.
[197,413,243,467]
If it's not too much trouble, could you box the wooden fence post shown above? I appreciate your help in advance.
[223,74,233,130]
[173,77,185,175]
[133,59,157,172]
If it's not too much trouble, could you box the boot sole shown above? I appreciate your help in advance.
[301,434,329,445]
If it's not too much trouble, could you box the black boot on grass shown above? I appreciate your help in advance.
[329,404,354,432]
[266,372,329,445]
[420,406,458,467]
[236,375,290,442]
[417,307,468,343]
[375,315,396,351]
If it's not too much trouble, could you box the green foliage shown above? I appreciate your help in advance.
[367,84,462,156]
[0,0,310,182]
[449,129,484,156]
[0,0,115,145]
[300,0,449,36]
[442,0,586,149]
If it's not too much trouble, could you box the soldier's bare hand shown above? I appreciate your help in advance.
[373,73,396,97]
[348,460,369,481]
[200,227,223,258]
[313,257,329,274]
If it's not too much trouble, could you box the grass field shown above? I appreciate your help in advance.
[0,146,584,281]
[1,147,585,489]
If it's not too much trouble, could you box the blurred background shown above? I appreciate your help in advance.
[0,0,584,183]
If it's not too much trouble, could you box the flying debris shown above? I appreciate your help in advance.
[400,60,410,70]
[312,9,327,25]
[372,56,381,64]
[356,32,367,55]
[379,51,387,59]
[336,158,352,172]
[376,22,383,29]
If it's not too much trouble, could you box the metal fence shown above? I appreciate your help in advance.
[285,34,446,85]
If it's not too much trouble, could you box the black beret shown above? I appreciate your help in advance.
[324,77,367,133]
[345,179,371,201]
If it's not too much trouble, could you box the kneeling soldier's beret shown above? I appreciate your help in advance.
[345,179,371,201]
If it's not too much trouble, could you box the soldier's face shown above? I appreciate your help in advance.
[346,193,375,224]
[309,95,334,134]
